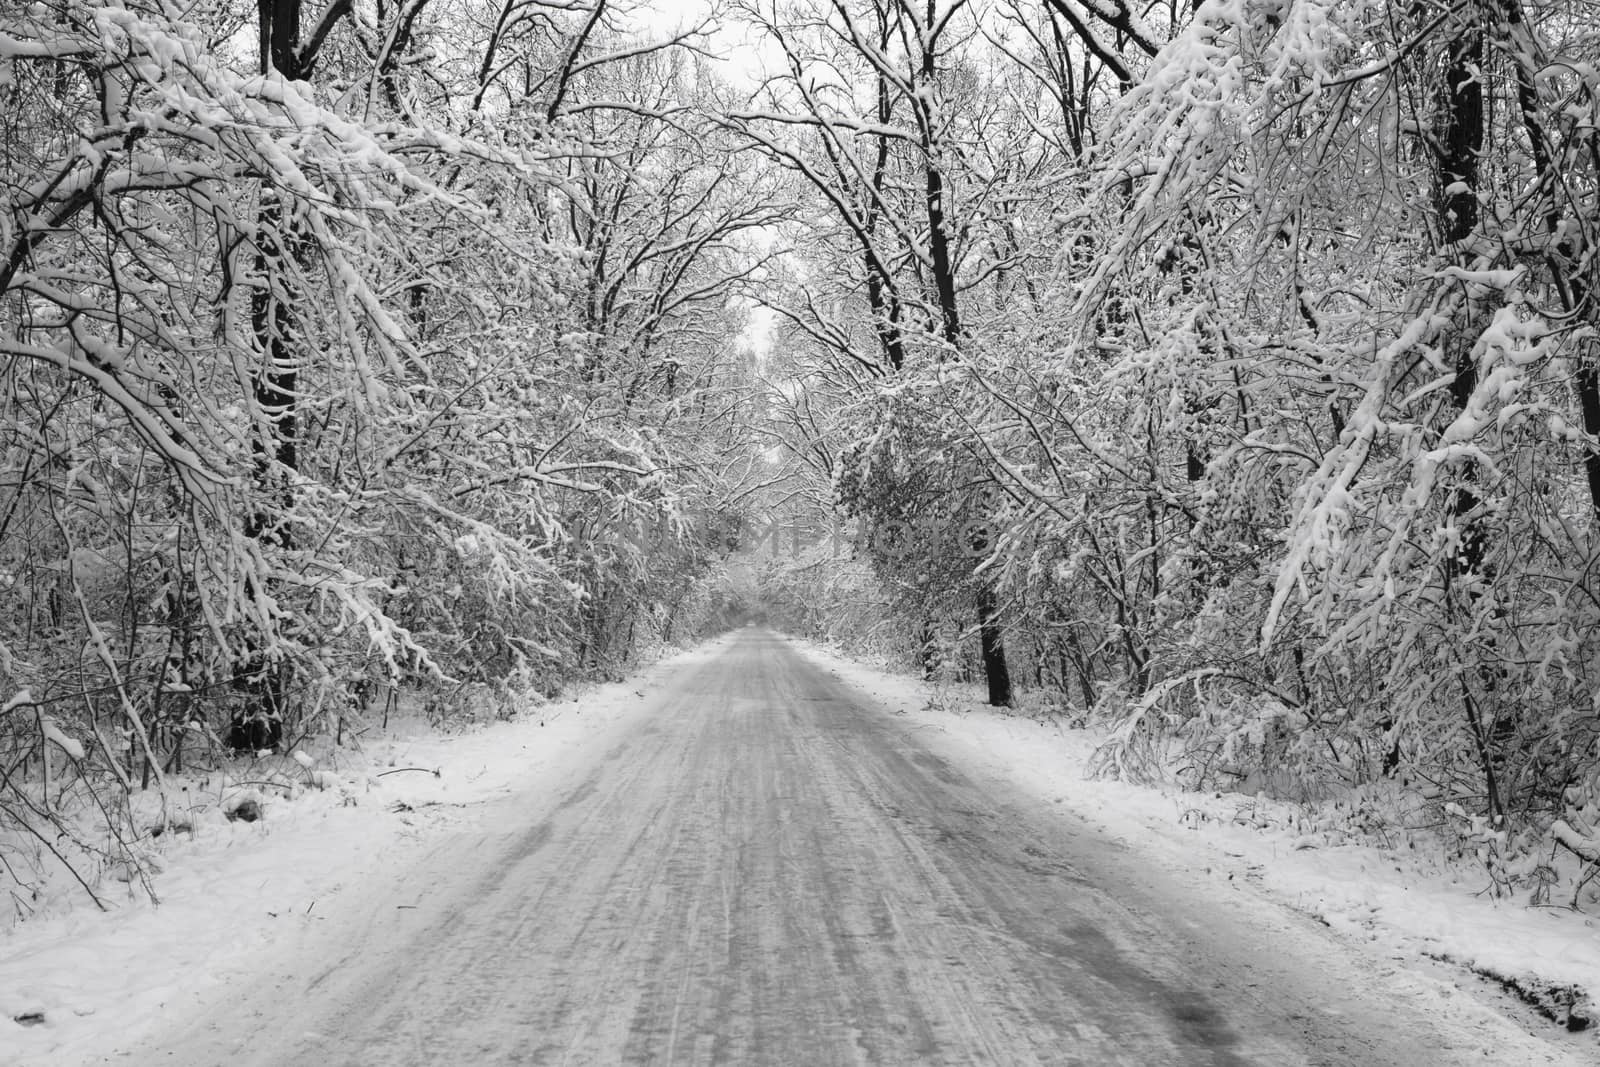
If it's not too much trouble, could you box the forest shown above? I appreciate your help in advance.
[3,0,1600,909]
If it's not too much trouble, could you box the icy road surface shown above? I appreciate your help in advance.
[122,631,1574,1065]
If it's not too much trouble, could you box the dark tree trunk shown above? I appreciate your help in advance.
[247,194,300,543]
[1434,9,1510,810]
[250,0,311,532]
[237,0,348,738]
[976,588,1012,707]
[1439,11,1487,577]
[912,42,1012,708]
[925,162,961,347]
[1475,0,1600,527]
[1437,19,1483,247]
[863,69,906,372]
[864,264,905,372]
[1578,361,1600,524]
[1414,3,1487,577]
[917,619,940,680]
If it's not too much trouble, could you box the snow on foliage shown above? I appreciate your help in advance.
[1,0,767,909]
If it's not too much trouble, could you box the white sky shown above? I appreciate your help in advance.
[633,0,774,92]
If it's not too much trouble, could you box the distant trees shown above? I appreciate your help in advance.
[733,0,1111,705]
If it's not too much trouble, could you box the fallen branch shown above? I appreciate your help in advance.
[375,766,440,778]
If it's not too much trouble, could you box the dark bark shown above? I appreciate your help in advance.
[1437,17,1483,247]
[1578,361,1600,524]
[240,0,351,731]
[976,587,1012,707]
[246,194,299,546]
[918,619,940,681]
[374,0,425,115]
[1462,684,1504,825]
[1065,628,1098,707]
[1437,9,1488,577]
[864,266,906,371]
[925,161,961,347]
[1041,0,1160,72]
[259,0,350,80]
[1432,7,1511,810]
[908,25,1011,705]
[861,37,906,371]
[1492,0,1600,526]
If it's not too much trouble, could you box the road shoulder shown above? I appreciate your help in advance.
[784,633,1600,1062]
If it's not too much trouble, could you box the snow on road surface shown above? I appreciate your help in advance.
[795,637,1600,1040]
[6,630,1593,1064]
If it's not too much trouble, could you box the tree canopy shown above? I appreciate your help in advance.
[6,0,1600,906]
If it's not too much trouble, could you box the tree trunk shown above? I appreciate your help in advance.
[976,587,1012,707]
[917,619,940,680]
[1578,358,1600,524]
[1436,9,1489,579]
[238,0,347,737]
[914,46,1012,708]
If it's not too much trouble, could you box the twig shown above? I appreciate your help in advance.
[375,766,440,778]
[0,798,105,911]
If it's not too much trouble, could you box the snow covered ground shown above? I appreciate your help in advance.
[0,638,737,1066]
[4,629,1597,1063]
[788,637,1600,1045]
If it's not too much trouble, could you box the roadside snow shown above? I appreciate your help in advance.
[0,637,736,1066]
[787,635,1600,1041]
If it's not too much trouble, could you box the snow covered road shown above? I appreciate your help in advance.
[110,631,1578,1065]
